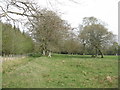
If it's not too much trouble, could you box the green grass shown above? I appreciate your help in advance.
[2,54,118,88]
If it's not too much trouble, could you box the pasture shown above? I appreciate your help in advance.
[2,54,118,88]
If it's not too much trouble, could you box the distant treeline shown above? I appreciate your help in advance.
[1,22,119,56]
[57,42,119,56]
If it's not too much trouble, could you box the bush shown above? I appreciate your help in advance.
[28,53,41,57]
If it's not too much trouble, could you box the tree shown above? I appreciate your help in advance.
[78,25,87,55]
[62,38,81,54]
[79,17,114,58]
[78,17,100,55]
[0,0,80,22]
[28,9,70,56]
[105,42,119,55]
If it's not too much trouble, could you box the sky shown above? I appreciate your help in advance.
[35,0,118,35]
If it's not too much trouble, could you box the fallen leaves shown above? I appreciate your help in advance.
[106,76,112,83]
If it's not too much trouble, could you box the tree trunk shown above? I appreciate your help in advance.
[83,43,86,55]
[83,53,85,55]
[48,51,51,57]
[94,45,103,58]
[98,48,103,58]
[95,48,98,57]
[42,50,46,56]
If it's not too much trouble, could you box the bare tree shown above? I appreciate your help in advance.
[0,0,40,18]
[28,9,70,56]
[0,0,81,20]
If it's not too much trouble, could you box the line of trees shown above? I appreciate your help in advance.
[0,0,119,58]
[2,22,34,56]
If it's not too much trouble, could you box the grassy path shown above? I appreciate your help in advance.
[2,54,118,88]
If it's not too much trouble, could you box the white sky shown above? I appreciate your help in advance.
[35,0,119,35]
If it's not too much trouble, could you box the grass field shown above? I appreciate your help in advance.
[2,54,118,88]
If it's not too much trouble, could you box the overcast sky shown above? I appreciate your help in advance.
[35,0,119,35]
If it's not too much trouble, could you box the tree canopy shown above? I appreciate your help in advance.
[79,17,115,58]
[28,9,70,56]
